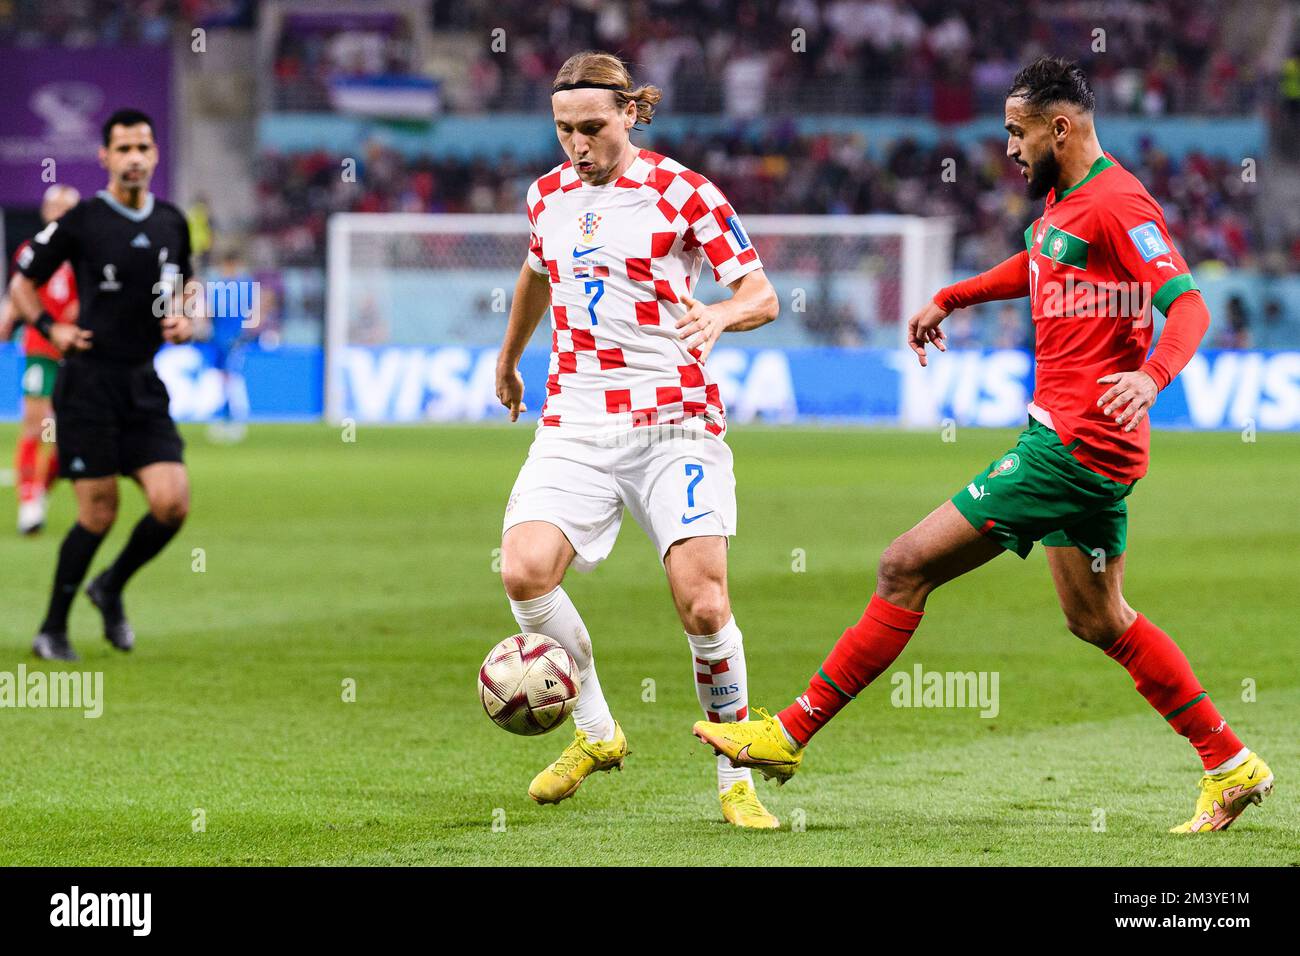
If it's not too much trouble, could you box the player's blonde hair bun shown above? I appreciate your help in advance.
[553,51,662,126]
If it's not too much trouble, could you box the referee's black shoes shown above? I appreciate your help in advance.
[85,573,136,652]
[32,631,78,661]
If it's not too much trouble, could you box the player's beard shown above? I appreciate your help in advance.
[1024,150,1061,200]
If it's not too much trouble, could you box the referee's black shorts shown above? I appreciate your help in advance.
[52,357,185,479]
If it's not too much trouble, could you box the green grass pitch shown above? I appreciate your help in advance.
[0,422,1295,866]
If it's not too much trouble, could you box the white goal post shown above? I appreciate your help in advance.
[325,213,954,423]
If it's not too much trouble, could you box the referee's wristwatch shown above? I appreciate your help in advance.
[33,311,55,339]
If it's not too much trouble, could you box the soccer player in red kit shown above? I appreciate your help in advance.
[0,185,80,534]
[695,57,1273,834]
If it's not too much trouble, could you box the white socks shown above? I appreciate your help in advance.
[509,586,615,742]
[687,616,754,792]
[776,716,800,749]
[507,591,756,795]
[1206,746,1250,776]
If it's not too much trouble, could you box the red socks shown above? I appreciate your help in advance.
[2,389,1254,782]
[778,594,923,745]
[775,601,1242,770]
[15,435,41,502]
[1104,614,1244,770]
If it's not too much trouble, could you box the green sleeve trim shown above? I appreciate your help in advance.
[1024,222,1036,251]
[1163,691,1207,722]
[817,667,855,701]
[1152,273,1198,316]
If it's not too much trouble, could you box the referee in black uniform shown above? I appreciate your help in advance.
[9,109,194,660]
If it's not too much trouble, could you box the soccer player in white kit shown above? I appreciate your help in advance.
[495,52,781,828]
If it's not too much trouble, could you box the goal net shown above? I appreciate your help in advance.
[325,213,953,423]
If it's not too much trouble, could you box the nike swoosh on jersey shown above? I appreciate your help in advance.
[681,511,714,524]
[572,245,605,258]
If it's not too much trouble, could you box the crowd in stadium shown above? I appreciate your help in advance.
[5,0,1298,349]
[252,129,1297,349]
[253,134,1267,272]
[3,0,1271,120]
[0,0,252,44]
[439,0,1265,118]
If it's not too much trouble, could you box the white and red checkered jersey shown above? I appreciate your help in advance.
[524,148,763,438]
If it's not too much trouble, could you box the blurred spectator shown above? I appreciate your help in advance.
[946,310,981,350]
[270,12,420,110]
[187,195,214,273]
[1279,52,1300,147]
[992,302,1030,350]
[1254,298,1300,351]
[1215,295,1252,349]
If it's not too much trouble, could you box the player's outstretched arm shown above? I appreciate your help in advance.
[933,249,1031,314]
[495,261,552,422]
[676,268,778,364]
[908,249,1032,367]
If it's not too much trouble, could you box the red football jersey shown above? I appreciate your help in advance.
[12,240,78,361]
[1024,152,1198,482]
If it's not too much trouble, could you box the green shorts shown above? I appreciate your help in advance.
[951,418,1137,560]
[22,355,60,399]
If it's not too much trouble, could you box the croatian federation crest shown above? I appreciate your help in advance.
[578,212,602,244]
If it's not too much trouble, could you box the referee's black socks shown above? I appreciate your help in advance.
[41,523,106,633]
[102,514,182,593]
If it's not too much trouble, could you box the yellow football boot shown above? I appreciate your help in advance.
[528,721,628,804]
[693,708,804,784]
[720,780,780,829]
[1170,752,1274,833]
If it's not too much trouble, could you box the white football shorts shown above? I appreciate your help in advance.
[502,428,737,572]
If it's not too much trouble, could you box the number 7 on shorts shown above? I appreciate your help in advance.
[685,463,704,508]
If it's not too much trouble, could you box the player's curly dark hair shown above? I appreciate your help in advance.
[1007,56,1095,113]
[553,51,662,126]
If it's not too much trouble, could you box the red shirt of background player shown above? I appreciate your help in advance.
[11,240,78,361]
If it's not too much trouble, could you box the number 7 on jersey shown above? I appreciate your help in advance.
[583,279,604,326]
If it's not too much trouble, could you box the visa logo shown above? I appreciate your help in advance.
[1180,352,1300,429]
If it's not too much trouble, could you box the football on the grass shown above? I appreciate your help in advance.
[478,633,581,735]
